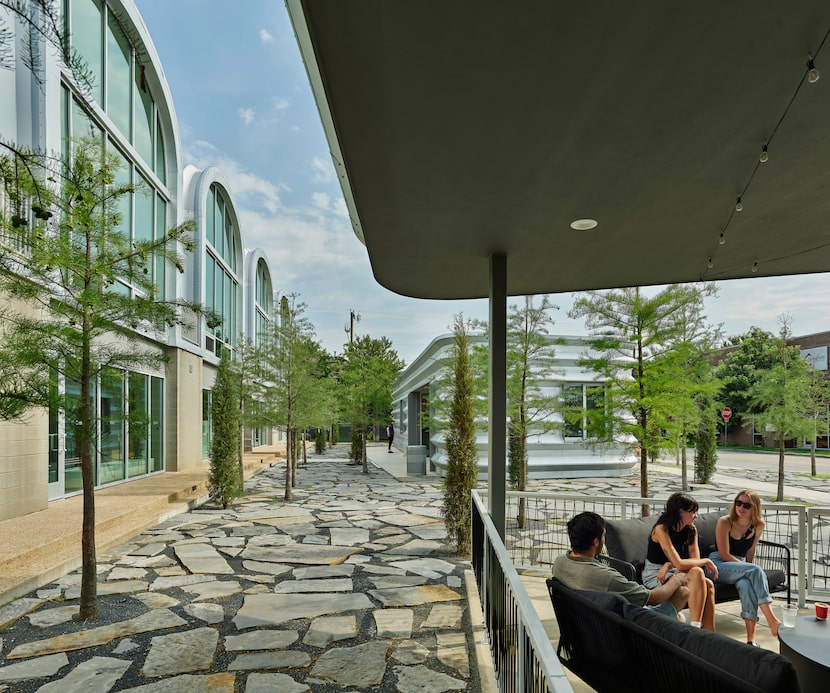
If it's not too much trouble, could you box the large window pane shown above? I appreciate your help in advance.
[64,377,88,494]
[205,253,215,316]
[128,372,148,478]
[71,0,103,105]
[202,389,212,458]
[150,376,164,472]
[134,65,154,165]
[106,10,131,137]
[206,187,215,247]
[100,369,125,484]
[155,194,166,300]
[134,173,153,243]
[155,117,166,184]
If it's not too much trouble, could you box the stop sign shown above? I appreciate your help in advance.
[721,407,732,421]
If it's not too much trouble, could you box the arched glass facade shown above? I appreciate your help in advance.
[204,183,240,354]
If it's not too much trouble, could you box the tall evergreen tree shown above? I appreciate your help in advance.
[748,331,815,501]
[569,285,710,511]
[209,350,242,508]
[339,335,403,473]
[442,315,479,555]
[0,139,195,619]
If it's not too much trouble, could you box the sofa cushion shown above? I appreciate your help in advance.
[574,588,630,617]
[604,515,657,565]
[624,602,800,693]
[693,511,723,555]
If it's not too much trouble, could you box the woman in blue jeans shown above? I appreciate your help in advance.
[711,489,781,646]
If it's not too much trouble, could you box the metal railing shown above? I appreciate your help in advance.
[471,491,574,693]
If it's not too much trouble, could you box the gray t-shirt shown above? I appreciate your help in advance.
[551,553,650,607]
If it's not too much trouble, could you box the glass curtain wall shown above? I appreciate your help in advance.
[205,185,240,355]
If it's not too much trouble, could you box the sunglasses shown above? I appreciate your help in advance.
[735,500,753,509]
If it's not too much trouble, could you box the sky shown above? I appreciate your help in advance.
[134,0,830,365]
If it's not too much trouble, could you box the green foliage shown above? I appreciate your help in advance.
[0,138,195,620]
[338,335,404,472]
[330,422,339,446]
[747,335,816,500]
[693,393,718,484]
[209,351,242,508]
[442,315,479,555]
[314,429,326,454]
[715,326,778,426]
[569,284,717,502]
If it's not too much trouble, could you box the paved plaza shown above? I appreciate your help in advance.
[0,446,481,692]
[1,446,830,692]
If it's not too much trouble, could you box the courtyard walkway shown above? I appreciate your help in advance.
[0,445,483,691]
[2,446,830,691]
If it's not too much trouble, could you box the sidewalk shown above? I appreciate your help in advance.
[0,447,285,607]
[0,444,484,692]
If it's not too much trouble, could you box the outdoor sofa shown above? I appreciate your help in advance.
[602,510,792,604]
[547,577,801,693]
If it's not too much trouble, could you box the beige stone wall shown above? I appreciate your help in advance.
[165,348,205,471]
[0,411,48,521]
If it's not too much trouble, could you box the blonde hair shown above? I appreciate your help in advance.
[729,489,762,526]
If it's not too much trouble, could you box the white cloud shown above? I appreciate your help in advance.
[272,97,290,112]
[238,107,256,125]
[259,29,273,44]
[310,156,335,184]
[311,192,330,211]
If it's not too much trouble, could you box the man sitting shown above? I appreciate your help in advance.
[552,511,689,620]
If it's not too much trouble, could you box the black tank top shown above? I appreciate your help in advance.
[646,524,695,563]
[728,522,755,558]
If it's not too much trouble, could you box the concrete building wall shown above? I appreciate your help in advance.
[0,412,48,521]
[393,333,636,479]
[0,0,277,520]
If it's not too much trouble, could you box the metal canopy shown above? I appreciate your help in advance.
[286,1,830,300]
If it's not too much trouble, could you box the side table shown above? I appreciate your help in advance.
[779,615,830,693]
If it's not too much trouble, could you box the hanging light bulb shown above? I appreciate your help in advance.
[807,55,821,83]
[759,145,769,163]
[752,261,758,273]
[735,197,743,212]
[719,232,726,245]
[707,257,713,269]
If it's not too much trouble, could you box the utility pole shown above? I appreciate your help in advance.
[345,309,361,344]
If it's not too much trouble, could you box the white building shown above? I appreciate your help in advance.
[392,334,636,479]
[0,0,276,521]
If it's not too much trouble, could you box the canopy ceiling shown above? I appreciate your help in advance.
[286,1,830,300]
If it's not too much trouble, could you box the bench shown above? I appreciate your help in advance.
[547,577,801,693]
[602,510,792,604]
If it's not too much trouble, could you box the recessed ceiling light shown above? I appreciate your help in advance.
[570,218,598,230]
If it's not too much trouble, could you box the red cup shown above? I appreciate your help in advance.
[816,602,829,620]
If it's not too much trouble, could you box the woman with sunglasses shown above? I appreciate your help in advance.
[711,490,781,646]
[643,492,718,630]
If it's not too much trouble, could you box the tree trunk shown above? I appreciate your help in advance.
[640,442,649,517]
[811,438,817,477]
[681,425,688,491]
[79,312,98,621]
[284,425,292,500]
[777,438,785,502]
[302,429,307,466]
[362,431,368,474]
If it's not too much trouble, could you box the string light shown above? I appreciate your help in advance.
[759,145,769,163]
[719,232,726,245]
[735,197,743,212]
[807,55,821,83]
[752,261,758,273]
[707,257,713,269]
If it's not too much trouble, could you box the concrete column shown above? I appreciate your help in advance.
[407,391,420,445]
[488,253,507,539]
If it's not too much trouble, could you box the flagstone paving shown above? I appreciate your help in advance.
[0,447,478,691]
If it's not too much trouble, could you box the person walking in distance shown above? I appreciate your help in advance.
[386,419,395,453]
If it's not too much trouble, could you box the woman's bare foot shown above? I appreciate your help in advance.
[769,617,781,638]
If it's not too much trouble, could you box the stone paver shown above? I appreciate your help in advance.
[0,446,480,691]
